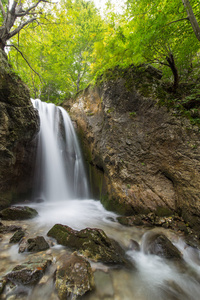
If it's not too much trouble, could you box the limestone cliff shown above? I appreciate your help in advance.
[69,66,200,230]
[0,50,39,209]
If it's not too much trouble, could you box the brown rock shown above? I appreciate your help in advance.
[55,252,94,300]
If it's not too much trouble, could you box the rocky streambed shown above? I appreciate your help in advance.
[0,201,200,300]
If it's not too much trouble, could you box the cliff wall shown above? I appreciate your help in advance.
[0,50,39,209]
[70,66,200,230]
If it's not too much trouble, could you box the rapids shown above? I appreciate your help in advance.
[0,100,200,300]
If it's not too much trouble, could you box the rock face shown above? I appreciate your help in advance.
[0,50,39,209]
[47,224,127,265]
[55,252,94,300]
[69,65,200,231]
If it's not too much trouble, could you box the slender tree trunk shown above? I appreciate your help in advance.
[182,0,200,42]
[166,53,179,91]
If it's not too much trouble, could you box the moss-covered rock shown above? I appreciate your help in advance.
[47,224,128,265]
[0,206,38,220]
[55,252,94,300]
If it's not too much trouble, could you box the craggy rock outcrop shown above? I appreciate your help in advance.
[55,252,94,300]
[0,50,39,209]
[69,65,200,232]
[47,224,128,265]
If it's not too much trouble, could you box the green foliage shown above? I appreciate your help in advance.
[9,0,104,102]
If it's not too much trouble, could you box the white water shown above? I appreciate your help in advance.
[31,99,89,202]
[1,100,200,300]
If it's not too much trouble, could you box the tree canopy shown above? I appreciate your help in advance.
[5,0,200,101]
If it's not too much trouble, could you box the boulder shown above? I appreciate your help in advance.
[0,206,38,220]
[142,232,182,260]
[55,252,94,300]
[10,230,25,243]
[47,224,128,265]
[6,257,52,286]
[19,236,49,253]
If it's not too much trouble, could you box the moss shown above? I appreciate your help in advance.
[101,195,135,216]
[155,206,173,217]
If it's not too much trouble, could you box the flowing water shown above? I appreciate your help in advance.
[1,100,200,300]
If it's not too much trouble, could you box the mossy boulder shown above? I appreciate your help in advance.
[0,206,38,220]
[55,252,94,300]
[47,224,128,265]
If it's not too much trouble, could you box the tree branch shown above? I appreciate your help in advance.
[16,0,49,17]
[10,0,18,14]
[0,0,6,19]
[165,17,189,26]
[6,44,44,83]
[8,17,37,38]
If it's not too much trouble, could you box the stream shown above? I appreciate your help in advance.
[1,99,200,299]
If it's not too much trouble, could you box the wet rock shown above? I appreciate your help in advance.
[117,215,152,227]
[0,222,22,234]
[10,230,25,244]
[6,257,52,286]
[143,232,182,260]
[128,239,140,251]
[55,252,94,300]
[0,206,38,220]
[47,224,128,265]
[0,50,39,210]
[19,236,49,253]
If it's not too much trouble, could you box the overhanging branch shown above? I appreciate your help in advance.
[6,44,44,84]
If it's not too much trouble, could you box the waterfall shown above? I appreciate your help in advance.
[31,99,89,202]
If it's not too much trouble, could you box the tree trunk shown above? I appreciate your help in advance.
[166,54,179,91]
[182,0,200,42]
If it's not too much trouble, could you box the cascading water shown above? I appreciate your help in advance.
[31,99,89,202]
[1,99,200,300]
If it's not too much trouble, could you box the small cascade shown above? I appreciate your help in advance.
[31,99,89,202]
